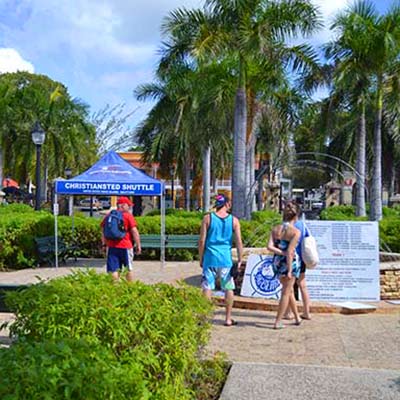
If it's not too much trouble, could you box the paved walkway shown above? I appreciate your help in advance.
[1,259,399,399]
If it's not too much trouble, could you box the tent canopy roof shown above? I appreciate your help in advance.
[55,151,163,196]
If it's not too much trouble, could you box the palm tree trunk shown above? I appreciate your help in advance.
[202,145,211,212]
[232,57,247,219]
[245,135,256,219]
[370,82,383,221]
[184,158,191,211]
[355,99,366,217]
[0,147,3,189]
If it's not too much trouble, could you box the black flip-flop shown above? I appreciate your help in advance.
[224,319,238,327]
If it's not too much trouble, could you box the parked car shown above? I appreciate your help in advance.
[79,198,103,211]
[98,196,111,209]
[311,201,324,210]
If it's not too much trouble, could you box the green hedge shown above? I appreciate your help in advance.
[0,271,228,399]
[320,205,400,253]
[0,205,281,269]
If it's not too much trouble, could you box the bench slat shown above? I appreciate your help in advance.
[140,234,199,249]
[34,236,78,266]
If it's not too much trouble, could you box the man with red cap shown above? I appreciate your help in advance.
[101,196,141,281]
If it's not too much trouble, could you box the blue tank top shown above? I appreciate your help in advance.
[203,213,233,268]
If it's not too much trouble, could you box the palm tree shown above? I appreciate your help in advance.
[135,58,235,210]
[368,5,400,221]
[161,0,321,218]
[323,1,379,217]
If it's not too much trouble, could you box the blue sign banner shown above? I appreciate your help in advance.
[55,180,162,196]
[54,151,163,196]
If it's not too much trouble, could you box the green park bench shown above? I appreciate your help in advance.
[140,234,200,249]
[34,236,79,267]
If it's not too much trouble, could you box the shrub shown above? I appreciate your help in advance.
[379,218,400,253]
[3,271,216,398]
[0,339,149,400]
[319,205,365,221]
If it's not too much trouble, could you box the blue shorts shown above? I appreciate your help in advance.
[202,267,235,291]
[106,248,134,273]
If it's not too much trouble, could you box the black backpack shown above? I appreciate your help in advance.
[103,210,126,240]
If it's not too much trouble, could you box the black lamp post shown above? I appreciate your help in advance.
[64,167,72,179]
[31,121,46,210]
[64,167,73,216]
[170,166,175,208]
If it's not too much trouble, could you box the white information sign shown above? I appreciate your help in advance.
[305,220,380,301]
[240,254,282,299]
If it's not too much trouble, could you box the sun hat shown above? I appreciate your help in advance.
[117,196,133,206]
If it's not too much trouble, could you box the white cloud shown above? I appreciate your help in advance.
[312,0,349,43]
[0,48,34,73]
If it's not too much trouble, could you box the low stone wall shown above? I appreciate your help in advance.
[380,263,400,300]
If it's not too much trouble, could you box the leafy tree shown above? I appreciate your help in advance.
[0,72,97,187]
[161,0,321,218]
[91,103,137,155]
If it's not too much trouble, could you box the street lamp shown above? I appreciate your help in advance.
[64,167,72,179]
[31,121,46,210]
[64,167,73,216]
[170,166,175,209]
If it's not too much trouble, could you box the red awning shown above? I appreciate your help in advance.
[2,178,19,188]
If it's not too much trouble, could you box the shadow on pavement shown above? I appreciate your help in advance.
[183,274,202,287]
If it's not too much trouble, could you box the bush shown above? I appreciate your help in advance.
[319,205,367,221]
[0,339,149,400]
[379,218,400,253]
[146,208,203,218]
[3,271,218,398]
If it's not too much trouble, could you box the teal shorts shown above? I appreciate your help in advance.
[202,267,235,291]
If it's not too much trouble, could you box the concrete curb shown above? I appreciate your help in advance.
[214,295,400,315]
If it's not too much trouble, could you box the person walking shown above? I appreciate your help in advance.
[101,196,141,281]
[268,202,302,329]
[281,203,312,321]
[198,194,243,327]
[294,207,312,320]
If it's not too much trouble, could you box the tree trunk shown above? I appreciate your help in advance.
[184,158,191,211]
[0,147,3,189]
[245,135,256,219]
[355,99,367,217]
[389,164,395,200]
[202,145,211,212]
[370,82,383,221]
[232,58,247,219]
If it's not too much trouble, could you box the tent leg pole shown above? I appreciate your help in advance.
[161,193,166,269]
[54,194,59,268]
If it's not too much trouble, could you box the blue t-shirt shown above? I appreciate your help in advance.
[202,213,233,268]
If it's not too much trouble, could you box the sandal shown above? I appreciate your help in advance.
[294,319,302,326]
[273,322,284,330]
[224,319,238,327]
[300,315,311,320]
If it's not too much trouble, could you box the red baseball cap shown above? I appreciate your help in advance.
[117,196,133,206]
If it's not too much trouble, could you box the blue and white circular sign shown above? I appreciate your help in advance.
[241,254,282,299]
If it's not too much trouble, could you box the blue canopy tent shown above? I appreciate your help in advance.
[54,151,165,268]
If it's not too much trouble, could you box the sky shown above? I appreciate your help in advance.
[0,0,394,137]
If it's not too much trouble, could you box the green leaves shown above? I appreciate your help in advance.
[0,71,97,184]
[2,271,218,399]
